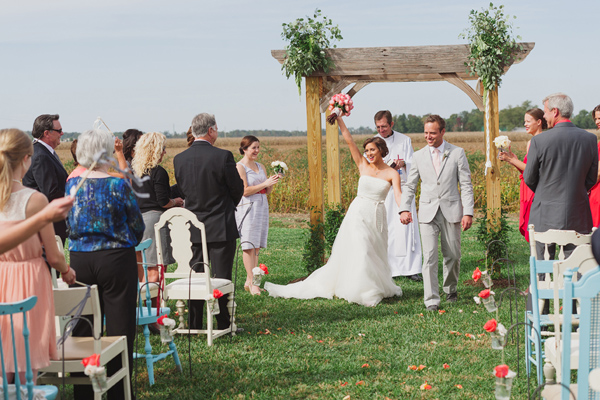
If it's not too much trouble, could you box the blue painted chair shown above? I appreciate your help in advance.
[541,266,600,400]
[525,225,593,385]
[0,296,58,400]
[134,239,182,385]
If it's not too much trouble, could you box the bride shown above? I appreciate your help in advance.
[264,114,403,306]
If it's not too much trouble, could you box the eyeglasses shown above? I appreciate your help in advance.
[47,128,63,134]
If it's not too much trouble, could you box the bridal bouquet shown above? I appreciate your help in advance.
[271,161,288,176]
[326,93,354,125]
[493,135,511,152]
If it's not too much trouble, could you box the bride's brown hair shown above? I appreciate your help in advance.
[0,129,33,210]
[363,137,389,158]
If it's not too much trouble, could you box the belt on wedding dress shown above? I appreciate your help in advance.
[358,196,386,233]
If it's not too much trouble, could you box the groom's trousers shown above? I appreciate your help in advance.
[420,209,462,307]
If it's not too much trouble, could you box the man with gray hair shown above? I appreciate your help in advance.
[23,114,69,242]
[524,93,598,259]
[174,113,244,332]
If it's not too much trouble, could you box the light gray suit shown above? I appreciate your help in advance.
[400,141,474,307]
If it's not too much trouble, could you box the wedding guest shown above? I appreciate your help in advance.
[66,128,144,400]
[0,128,75,385]
[22,114,69,242]
[498,108,547,240]
[68,137,128,181]
[132,131,183,284]
[373,110,423,281]
[524,93,598,260]
[587,104,600,227]
[174,113,244,331]
[235,136,279,295]
[122,128,144,168]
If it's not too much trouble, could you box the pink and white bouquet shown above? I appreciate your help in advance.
[327,93,354,125]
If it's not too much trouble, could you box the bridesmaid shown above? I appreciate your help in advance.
[498,108,547,241]
[234,136,279,295]
[587,104,600,226]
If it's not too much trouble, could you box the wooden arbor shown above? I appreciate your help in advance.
[272,43,535,226]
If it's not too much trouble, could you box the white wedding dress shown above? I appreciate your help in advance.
[265,176,403,307]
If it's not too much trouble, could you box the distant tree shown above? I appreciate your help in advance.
[499,100,535,131]
[572,109,596,130]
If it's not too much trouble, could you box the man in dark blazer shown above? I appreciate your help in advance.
[524,93,598,259]
[23,114,69,242]
[174,113,244,330]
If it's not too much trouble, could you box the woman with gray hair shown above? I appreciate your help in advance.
[65,128,144,400]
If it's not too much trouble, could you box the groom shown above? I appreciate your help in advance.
[399,115,474,311]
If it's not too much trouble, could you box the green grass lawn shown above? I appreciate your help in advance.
[69,215,536,399]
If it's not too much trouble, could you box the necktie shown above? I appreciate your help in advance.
[433,148,441,176]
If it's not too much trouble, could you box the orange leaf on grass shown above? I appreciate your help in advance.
[408,365,417,370]
[438,310,446,314]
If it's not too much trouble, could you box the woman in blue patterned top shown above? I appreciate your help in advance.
[66,128,144,400]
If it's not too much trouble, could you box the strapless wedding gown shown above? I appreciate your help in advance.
[265,176,402,306]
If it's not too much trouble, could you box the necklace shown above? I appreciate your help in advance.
[12,179,22,184]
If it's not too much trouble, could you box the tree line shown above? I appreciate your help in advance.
[54,100,598,141]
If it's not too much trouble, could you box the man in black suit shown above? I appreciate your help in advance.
[174,113,244,330]
[23,114,69,242]
[524,93,598,259]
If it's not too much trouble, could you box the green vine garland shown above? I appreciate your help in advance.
[460,3,522,91]
[281,9,343,95]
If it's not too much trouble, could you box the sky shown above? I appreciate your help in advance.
[0,0,598,134]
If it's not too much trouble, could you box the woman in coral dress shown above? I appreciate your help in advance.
[587,105,600,227]
[498,108,546,241]
[0,129,76,384]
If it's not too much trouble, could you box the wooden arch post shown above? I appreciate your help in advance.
[484,87,502,230]
[306,76,323,225]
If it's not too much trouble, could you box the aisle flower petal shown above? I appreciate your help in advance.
[443,363,450,369]
[455,384,463,389]
[420,382,432,390]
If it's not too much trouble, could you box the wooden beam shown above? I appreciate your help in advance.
[325,109,341,206]
[346,82,370,98]
[306,76,324,225]
[271,43,534,79]
[484,87,501,231]
[440,73,484,111]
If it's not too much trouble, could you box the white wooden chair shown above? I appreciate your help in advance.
[543,244,599,383]
[526,225,593,384]
[38,285,131,400]
[155,208,236,346]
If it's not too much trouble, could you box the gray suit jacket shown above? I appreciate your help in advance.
[524,121,598,233]
[400,141,474,224]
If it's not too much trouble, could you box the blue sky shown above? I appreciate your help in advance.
[0,0,598,133]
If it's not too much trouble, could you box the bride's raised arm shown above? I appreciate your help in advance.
[337,116,367,170]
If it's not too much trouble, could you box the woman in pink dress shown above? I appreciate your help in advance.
[0,128,76,384]
[587,104,600,227]
[498,108,546,241]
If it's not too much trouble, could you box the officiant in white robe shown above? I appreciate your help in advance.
[374,111,423,280]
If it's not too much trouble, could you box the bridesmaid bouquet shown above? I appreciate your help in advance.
[493,135,511,152]
[326,93,354,125]
[271,161,288,176]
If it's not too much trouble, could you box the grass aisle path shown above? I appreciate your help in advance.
[130,215,532,400]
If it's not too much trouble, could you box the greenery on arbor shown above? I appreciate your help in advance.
[280,9,343,95]
[460,3,521,91]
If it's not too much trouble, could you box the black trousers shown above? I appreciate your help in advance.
[70,248,138,400]
[188,240,236,330]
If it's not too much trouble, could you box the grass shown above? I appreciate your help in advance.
[58,214,534,400]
